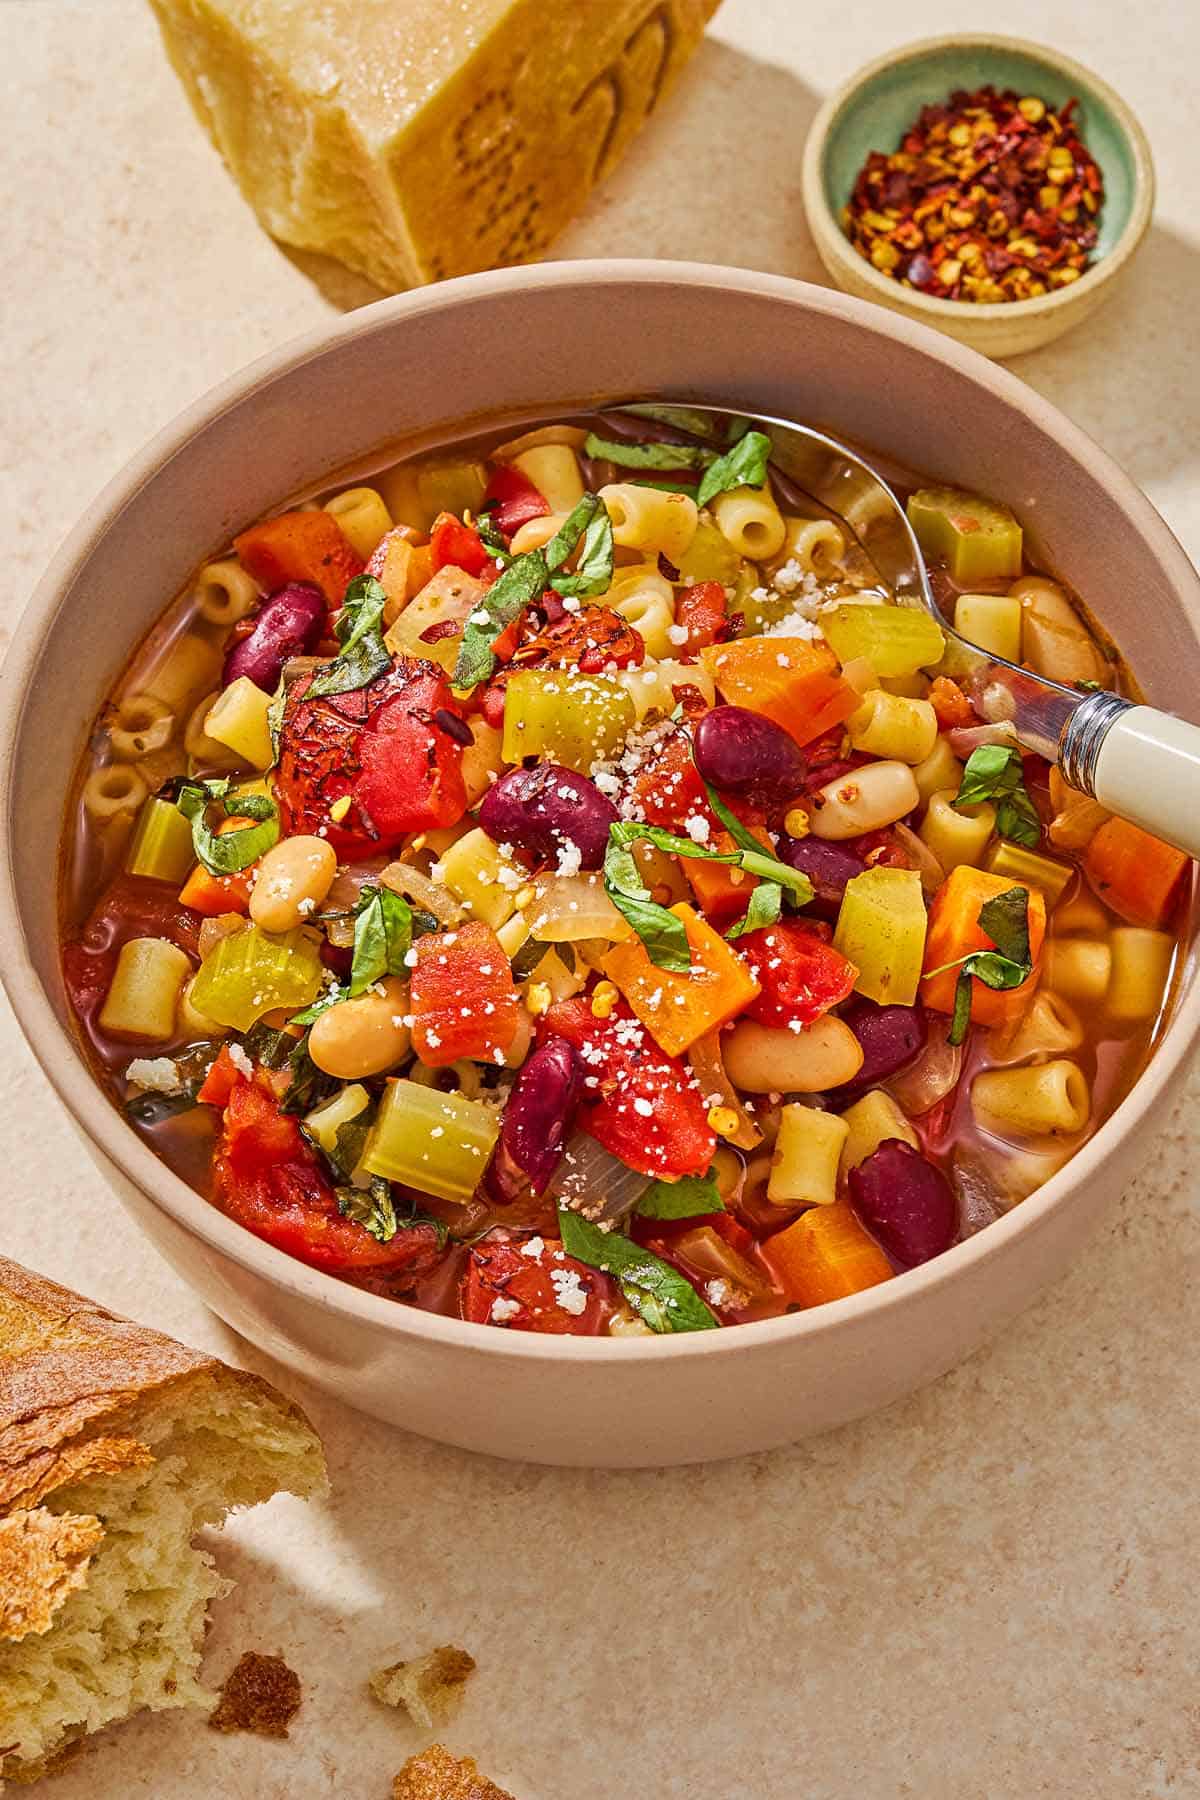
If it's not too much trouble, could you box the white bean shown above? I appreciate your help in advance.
[721,1016,864,1094]
[249,835,338,933]
[308,977,411,1078]
[808,760,920,840]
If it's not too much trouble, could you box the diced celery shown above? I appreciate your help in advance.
[381,459,488,534]
[360,1078,500,1202]
[822,604,946,677]
[189,924,323,1031]
[954,592,1023,663]
[437,827,518,929]
[125,796,195,884]
[985,842,1073,907]
[304,1083,371,1156]
[738,570,796,634]
[204,675,275,770]
[833,867,927,1006]
[676,519,741,587]
[501,670,635,773]
[907,487,1023,584]
[496,912,530,958]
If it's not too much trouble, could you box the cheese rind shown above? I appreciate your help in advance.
[147,0,721,291]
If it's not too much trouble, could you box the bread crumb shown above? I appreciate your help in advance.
[370,1644,476,1729]
[393,1742,514,1800]
[209,1653,302,1737]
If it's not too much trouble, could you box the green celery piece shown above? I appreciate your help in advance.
[359,1079,500,1203]
[833,867,927,1008]
[907,486,1023,584]
[125,796,196,884]
[189,925,324,1032]
[821,604,946,678]
[676,520,741,587]
[500,670,635,773]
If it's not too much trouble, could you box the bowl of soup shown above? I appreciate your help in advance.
[2,262,1197,1465]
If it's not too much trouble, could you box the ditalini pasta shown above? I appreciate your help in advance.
[57,409,1191,1339]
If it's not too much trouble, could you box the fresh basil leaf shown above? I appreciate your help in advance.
[557,1210,718,1332]
[602,832,691,972]
[544,493,602,571]
[610,816,812,908]
[125,1083,202,1126]
[727,880,783,939]
[453,547,550,688]
[266,676,288,765]
[966,950,1031,989]
[305,574,391,700]
[630,476,701,494]
[636,1170,724,1220]
[348,884,413,997]
[949,969,974,1047]
[510,936,550,981]
[336,1176,398,1244]
[582,433,714,472]
[701,778,771,858]
[475,510,513,565]
[977,886,1030,967]
[696,430,773,507]
[279,1033,339,1115]
[954,746,1040,847]
[550,507,614,600]
[176,779,280,876]
[239,1019,299,1071]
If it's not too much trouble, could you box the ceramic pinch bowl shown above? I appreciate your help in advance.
[801,33,1155,359]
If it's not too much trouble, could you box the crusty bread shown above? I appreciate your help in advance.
[0,1255,325,1784]
[370,1645,476,1729]
[393,1744,515,1800]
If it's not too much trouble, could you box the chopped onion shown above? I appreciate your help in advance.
[892,821,944,897]
[947,721,1020,758]
[379,860,465,926]
[547,1131,649,1227]
[526,871,631,944]
[886,1019,962,1116]
[688,1031,763,1150]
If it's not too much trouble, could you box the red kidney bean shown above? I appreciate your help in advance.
[222,582,326,691]
[777,835,867,916]
[693,706,808,804]
[848,1139,957,1267]
[489,1038,584,1200]
[837,997,928,1102]
[478,764,618,870]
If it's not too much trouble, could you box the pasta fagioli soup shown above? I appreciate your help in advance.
[59,410,1191,1338]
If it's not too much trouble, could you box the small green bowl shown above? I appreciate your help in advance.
[801,34,1155,359]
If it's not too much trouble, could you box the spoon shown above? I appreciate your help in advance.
[611,401,1200,862]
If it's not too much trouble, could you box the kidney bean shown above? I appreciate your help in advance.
[777,835,867,917]
[222,582,326,691]
[693,706,808,803]
[489,1038,584,1200]
[478,764,618,870]
[848,1139,957,1267]
[837,996,927,1102]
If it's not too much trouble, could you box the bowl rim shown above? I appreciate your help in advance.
[800,31,1156,322]
[2,256,1197,1365]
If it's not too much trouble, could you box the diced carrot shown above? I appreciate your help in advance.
[197,1043,242,1108]
[699,637,859,747]
[929,675,975,730]
[764,1200,893,1307]
[234,510,364,604]
[1084,817,1190,928]
[178,863,255,916]
[602,902,761,1056]
[367,529,433,611]
[683,839,768,926]
[921,864,1046,1030]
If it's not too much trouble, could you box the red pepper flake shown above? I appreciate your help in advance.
[841,86,1104,305]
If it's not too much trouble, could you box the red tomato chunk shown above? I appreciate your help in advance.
[409,922,519,1067]
[460,1234,608,1333]
[738,919,858,1029]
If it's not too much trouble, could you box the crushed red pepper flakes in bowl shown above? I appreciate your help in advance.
[841,85,1104,305]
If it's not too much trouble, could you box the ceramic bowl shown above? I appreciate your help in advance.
[801,34,1155,359]
[2,262,1197,1467]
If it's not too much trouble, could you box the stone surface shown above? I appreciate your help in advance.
[1,1,1198,1795]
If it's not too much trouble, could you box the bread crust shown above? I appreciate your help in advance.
[0,1253,315,1514]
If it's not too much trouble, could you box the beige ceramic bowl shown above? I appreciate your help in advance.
[2,262,1197,1467]
[802,34,1155,359]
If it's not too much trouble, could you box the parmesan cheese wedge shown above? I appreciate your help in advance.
[147,0,721,291]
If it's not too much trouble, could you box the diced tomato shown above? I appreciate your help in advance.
[929,676,976,731]
[178,862,255,916]
[629,728,770,925]
[479,681,507,729]
[513,604,645,673]
[459,1233,608,1334]
[674,581,728,656]
[542,996,715,1180]
[197,1043,242,1108]
[62,876,202,1030]
[429,511,490,579]
[212,1073,443,1276]
[277,657,468,858]
[737,918,858,1028]
[233,510,364,605]
[409,921,519,1067]
[482,464,551,536]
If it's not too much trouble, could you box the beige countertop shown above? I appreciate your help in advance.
[3,2,1199,1795]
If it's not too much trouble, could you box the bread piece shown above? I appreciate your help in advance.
[146,0,720,292]
[394,1743,515,1800]
[0,1255,325,1784]
[370,1644,476,1729]
[209,1651,303,1737]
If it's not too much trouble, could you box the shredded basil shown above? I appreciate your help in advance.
[727,879,783,938]
[176,778,280,876]
[335,1177,398,1244]
[602,830,691,973]
[696,430,773,507]
[954,745,1040,848]
[557,1211,718,1332]
[926,885,1033,1046]
[304,574,391,700]
[278,1032,339,1115]
[549,505,614,599]
[583,432,713,471]
[239,1019,300,1071]
[475,510,513,566]
[348,884,413,997]
[636,1170,724,1220]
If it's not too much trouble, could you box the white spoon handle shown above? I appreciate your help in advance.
[1089,706,1200,858]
